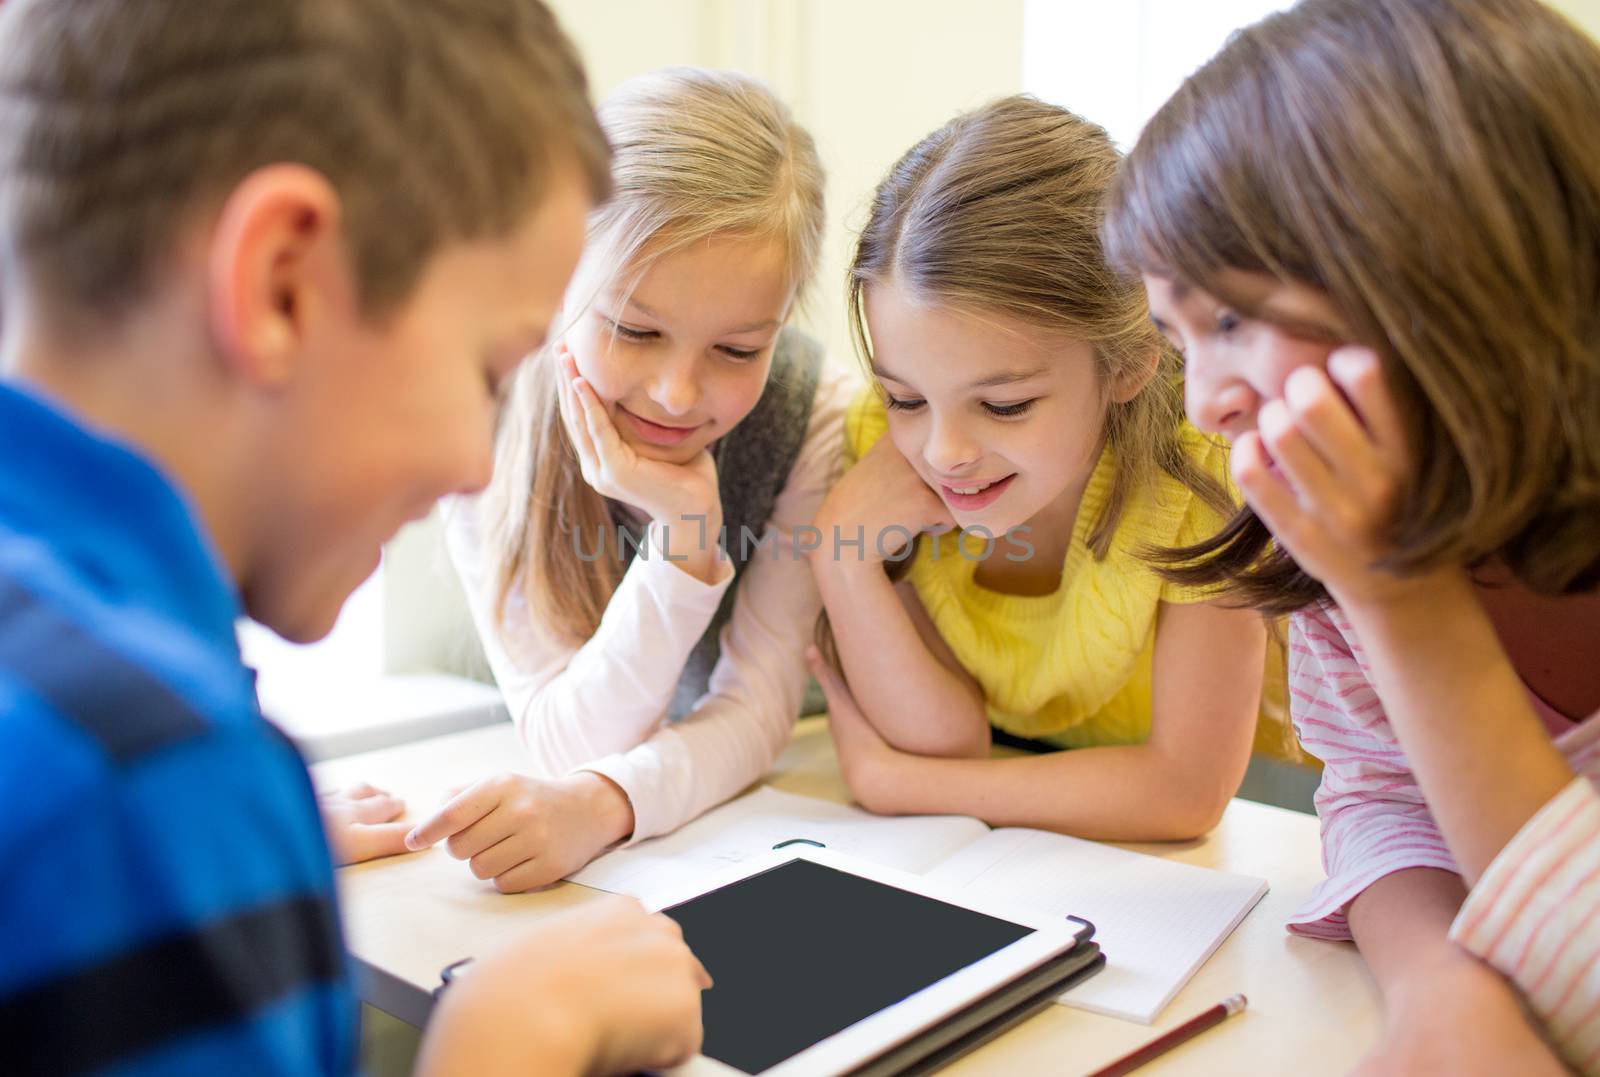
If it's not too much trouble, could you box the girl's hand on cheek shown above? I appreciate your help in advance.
[813,438,955,568]
[1233,347,1414,606]
[556,343,721,526]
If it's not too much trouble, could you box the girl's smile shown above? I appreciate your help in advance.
[937,473,1017,512]
[562,234,794,465]
[617,405,705,446]
[864,281,1109,537]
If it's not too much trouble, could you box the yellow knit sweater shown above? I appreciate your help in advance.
[846,389,1289,753]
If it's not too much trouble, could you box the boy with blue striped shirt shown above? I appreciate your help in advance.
[0,1,708,1073]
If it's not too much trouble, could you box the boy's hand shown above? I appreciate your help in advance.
[319,782,411,865]
[404,771,635,892]
[1232,348,1416,608]
[807,645,912,815]
[418,896,710,1076]
[813,438,954,569]
[556,343,722,529]
[1352,947,1566,1077]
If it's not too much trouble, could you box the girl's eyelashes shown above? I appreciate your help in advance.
[1215,310,1242,335]
[600,313,763,361]
[883,393,926,412]
[600,315,657,343]
[983,399,1037,418]
[883,394,1037,419]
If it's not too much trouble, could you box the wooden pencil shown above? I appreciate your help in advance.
[1086,994,1248,1077]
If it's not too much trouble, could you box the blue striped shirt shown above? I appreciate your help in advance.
[0,382,356,1075]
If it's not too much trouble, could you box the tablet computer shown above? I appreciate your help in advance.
[650,846,1090,1077]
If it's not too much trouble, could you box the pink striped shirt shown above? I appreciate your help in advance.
[1288,604,1600,1071]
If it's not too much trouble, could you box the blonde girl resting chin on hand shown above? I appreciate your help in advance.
[809,96,1283,844]
[406,67,852,892]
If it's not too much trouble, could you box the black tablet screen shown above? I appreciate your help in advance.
[662,858,1034,1074]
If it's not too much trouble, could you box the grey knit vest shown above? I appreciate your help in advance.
[613,326,824,721]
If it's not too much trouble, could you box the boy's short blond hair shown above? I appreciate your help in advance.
[0,0,611,323]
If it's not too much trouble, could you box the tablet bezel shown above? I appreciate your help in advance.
[649,845,1082,1077]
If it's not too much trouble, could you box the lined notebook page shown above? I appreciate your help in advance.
[925,827,1267,1023]
[571,787,990,898]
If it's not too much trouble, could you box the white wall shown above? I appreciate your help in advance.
[1552,0,1600,38]
[1024,1,1293,151]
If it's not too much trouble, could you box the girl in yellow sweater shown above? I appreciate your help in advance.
[808,97,1272,840]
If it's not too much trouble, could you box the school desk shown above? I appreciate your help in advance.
[312,718,1382,1075]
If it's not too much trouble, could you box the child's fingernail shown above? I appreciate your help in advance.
[404,830,423,850]
[1332,347,1373,377]
[1286,365,1327,400]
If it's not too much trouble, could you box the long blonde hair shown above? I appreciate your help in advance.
[480,67,826,645]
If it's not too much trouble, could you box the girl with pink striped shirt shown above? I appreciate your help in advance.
[1105,0,1600,1072]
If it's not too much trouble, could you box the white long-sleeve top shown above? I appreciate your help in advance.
[1287,602,1600,1072]
[446,363,855,842]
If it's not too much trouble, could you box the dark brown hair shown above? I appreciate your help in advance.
[1105,0,1600,613]
[0,0,611,324]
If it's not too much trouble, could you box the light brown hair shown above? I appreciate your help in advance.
[1105,0,1600,613]
[862,97,1229,545]
[479,67,826,646]
[0,0,610,326]
[814,95,1235,661]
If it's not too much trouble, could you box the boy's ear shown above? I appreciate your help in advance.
[1109,344,1161,404]
[206,164,345,387]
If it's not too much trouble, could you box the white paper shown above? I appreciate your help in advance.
[924,827,1267,1023]
[569,786,991,900]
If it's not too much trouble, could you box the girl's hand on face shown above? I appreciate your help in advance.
[554,343,721,527]
[813,437,955,568]
[1232,347,1415,607]
[807,646,911,815]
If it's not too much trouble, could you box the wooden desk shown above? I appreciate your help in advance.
[315,720,1381,1075]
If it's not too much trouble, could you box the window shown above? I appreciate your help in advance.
[1023,0,1293,150]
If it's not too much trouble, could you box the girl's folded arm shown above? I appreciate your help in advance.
[853,598,1262,840]
[1449,777,1600,1071]
[815,557,990,757]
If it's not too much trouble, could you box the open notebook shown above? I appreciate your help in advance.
[570,787,1266,1024]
